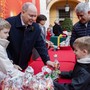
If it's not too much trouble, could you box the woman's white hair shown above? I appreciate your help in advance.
[75,2,90,13]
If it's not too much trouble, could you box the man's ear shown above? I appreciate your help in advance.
[88,11,90,14]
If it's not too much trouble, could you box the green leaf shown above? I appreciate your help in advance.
[61,18,73,32]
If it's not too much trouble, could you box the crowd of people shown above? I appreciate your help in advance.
[0,1,90,90]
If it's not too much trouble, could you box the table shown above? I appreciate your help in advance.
[29,46,76,83]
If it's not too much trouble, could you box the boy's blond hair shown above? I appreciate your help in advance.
[0,18,11,31]
[73,36,90,54]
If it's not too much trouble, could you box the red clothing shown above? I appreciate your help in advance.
[46,31,52,40]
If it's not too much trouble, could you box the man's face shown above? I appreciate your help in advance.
[76,11,89,24]
[22,7,37,25]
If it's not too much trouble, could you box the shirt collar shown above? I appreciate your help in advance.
[85,23,88,27]
[77,56,90,64]
[0,38,9,49]
[20,14,26,26]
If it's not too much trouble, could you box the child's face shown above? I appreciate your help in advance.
[73,46,87,59]
[40,20,46,26]
[0,28,10,39]
[47,28,51,31]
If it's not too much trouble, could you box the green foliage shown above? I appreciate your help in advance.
[61,18,73,32]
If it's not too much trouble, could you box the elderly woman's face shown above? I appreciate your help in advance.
[76,11,89,24]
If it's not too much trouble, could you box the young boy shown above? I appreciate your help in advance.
[0,18,23,77]
[32,14,54,60]
[54,36,90,90]
[36,14,53,47]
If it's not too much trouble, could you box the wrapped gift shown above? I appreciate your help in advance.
[50,34,66,47]
[1,65,59,90]
[50,36,58,46]
[60,36,71,49]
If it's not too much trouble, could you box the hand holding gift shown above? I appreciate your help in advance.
[1,65,62,90]
[54,54,60,70]
[46,61,55,68]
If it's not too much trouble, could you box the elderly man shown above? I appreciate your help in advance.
[70,2,90,48]
[6,2,55,70]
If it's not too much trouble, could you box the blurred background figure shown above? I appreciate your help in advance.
[46,27,52,41]
[36,14,53,47]
[53,20,63,36]
[49,24,54,36]
[36,14,47,41]
[32,14,54,60]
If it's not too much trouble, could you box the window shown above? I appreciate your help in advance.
[59,9,70,18]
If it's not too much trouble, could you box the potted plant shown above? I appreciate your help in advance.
[61,18,73,32]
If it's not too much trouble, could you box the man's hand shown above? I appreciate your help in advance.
[46,60,60,69]
[14,64,22,71]
[46,61,55,68]
[54,60,60,69]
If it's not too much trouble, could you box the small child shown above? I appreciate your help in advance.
[54,36,90,90]
[46,27,52,41]
[0,18,23,77]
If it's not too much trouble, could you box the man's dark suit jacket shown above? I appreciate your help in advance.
[6,13,50,70]
[70,21,90,48]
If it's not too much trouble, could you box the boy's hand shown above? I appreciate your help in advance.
[54,60,60,70]
[14,64,22,70]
